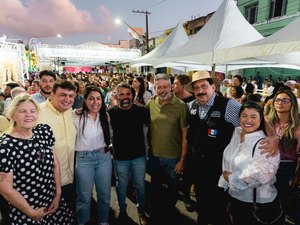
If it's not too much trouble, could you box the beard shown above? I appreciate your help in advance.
[119,99,132,108]
[40,87,52,95]
[158,92,171,101]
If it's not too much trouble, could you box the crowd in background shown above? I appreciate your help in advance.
[0,69,300,225]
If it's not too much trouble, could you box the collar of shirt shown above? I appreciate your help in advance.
[193,93,216,119]
[45,99,65,115]
[196,92,216,109]
[154,93,178,106]
[35,92,46,100]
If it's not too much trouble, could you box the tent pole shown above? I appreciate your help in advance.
[211,63,216,77]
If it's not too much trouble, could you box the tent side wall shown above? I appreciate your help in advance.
[242,67,300,80]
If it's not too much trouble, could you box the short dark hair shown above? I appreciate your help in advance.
[53,81,76,94]
[6,82,19,89]
[232,86,244,98]
[245,83,255,94]
[39,70,56,80]
[243,93,261,104]
[175,75,191,85]
[146,73,153,82]
[233,75,243,85]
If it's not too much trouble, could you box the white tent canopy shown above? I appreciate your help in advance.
[215,16,300,64]
[131,21,189,67]
[259,52,300,66]
[155,59,300,73]
[159,0,263,66]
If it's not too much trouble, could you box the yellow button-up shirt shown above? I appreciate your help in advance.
[38,99,76,186]
[0,115,10,136]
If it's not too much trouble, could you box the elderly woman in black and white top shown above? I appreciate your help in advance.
[218,101,281,225]
[0,93,74,224]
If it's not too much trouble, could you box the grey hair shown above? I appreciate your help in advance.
[115,82,132,94]
[11,87,27,99]
[154,73,171,87]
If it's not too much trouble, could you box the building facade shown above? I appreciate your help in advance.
[237,0,300,36]
[131,0,300,78]
[237,0,300,80]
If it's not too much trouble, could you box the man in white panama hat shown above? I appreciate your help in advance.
[186,71,279,225]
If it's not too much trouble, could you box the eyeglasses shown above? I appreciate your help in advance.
[274,98,291,104]
[193,84,210,91]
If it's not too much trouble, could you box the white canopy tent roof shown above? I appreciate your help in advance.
[130,21,189,67]
[215,16,300,65]
[159,0,263,66]
[259,53,300,66]
[36,42,141,67]
[155,59,300,73]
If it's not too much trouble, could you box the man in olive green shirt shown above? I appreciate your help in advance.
[146,74,189,217]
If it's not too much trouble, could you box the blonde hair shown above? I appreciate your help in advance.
[268,89,300,140]
[5,93,40,127]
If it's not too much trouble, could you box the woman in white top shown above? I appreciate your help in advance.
[218,101,281,225]
[74,85,112,225]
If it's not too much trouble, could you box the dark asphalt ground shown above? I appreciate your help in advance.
[88,173,198,225]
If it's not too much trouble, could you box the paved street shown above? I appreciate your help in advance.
[92,174,198,225]
[105,186,197,225]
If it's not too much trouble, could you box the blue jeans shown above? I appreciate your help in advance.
[75,149,112,224]
[148,155,179,207]
[114,156,146,214]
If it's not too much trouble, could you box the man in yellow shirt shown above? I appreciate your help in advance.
[0,115,10,135]
[38,80,76,205]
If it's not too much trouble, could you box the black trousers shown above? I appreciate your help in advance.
[0,195,9,225]
[194,179,229,225]
[193,154,230,225]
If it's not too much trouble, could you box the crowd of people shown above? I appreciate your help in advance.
[0,69,300,225]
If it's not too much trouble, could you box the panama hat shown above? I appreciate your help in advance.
[185,71,220,92]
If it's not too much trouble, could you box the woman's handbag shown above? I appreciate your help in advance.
[252,198,283,224]
[251,138,284,224]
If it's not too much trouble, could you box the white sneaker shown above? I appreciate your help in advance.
[99,223,109,225]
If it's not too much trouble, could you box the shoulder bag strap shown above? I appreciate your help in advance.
[252,138,265,205]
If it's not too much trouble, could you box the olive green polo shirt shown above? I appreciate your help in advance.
[146,94,189,159]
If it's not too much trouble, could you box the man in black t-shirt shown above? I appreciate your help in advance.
[108,83,150,225]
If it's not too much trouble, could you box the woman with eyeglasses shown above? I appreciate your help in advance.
[266,89,300,223]
[0,93,74,224]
